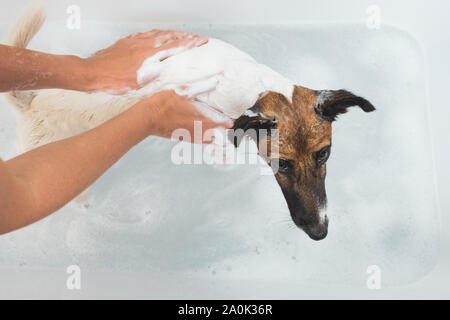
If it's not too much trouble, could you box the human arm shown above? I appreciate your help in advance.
[0,30,207,93]
[0,91,232,235]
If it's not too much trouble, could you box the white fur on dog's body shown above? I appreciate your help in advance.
[6,5,294,152]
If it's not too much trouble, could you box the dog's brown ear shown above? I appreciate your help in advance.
[229,104,277,147]
[315,90,375,122]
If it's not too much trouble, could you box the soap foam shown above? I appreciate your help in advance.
[137,46,188,85]
[136,39,294,119]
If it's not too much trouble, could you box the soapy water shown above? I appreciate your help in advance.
[0,22,440,287]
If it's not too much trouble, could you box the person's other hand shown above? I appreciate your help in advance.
[84,30,207,93]
[138,90,233,144]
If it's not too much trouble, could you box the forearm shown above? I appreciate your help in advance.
[0,100,152,234]
[0,44,92,92]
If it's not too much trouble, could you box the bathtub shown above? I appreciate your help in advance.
[0,0,449,299]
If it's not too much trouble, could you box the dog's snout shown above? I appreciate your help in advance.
[305,221,328,241]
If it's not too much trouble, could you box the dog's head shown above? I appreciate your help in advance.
[230,85,375,240]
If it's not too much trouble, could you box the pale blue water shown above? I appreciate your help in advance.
[0,21,439,291]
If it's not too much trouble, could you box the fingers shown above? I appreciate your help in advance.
[134,30,208,87]
[149,37,206,63]
[192,101,233,128]
[170,97,233,144]
[158,37,208,60]
[127,29,160,39]
[129,30,207,50]
[163,36,208,50]
[132,29,192,40]
[174,75,221,99]
[152,31,198,47]
[168,90,232,128]
[185,122,230,144]
[196,122,233,144]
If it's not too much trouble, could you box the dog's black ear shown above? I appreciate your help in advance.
[315,90,375,122]
[229,104,277,148]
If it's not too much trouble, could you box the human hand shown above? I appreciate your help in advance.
[83,30,208,93]
[138,90,233,144]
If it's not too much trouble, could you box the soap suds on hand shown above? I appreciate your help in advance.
[136,46,188,85]
[136,39,294,119]
[173,75,221,99]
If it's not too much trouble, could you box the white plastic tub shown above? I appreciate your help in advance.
[0,0,449,299]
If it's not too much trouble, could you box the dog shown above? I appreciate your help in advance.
[4,5,375,241]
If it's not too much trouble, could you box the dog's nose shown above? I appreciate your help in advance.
[305,223,328,241]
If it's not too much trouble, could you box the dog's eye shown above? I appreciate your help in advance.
[316,146,330,166]
[277,159,292,174]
